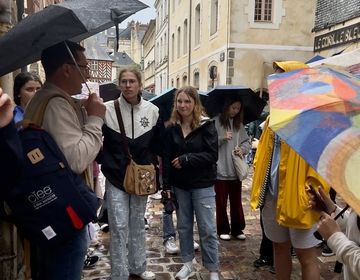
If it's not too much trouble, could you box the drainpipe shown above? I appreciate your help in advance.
[225,0,230,85]
[187,0,192,85]
[166,0,170,88]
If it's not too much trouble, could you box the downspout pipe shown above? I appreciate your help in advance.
[187,1,192,85]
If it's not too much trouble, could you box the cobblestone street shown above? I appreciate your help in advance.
[82,172,342,280]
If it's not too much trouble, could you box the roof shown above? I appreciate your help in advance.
[110,51,135,67]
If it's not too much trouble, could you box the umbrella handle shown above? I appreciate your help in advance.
[64,41,92,95]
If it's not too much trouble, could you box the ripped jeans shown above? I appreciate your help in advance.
[174,186,219,272]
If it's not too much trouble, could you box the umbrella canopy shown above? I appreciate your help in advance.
[268,66,360,214]
[204,85,267,124]
[0,0,147,77]
[99,82,120,102]
[149,87,177,122]
[142,90,156,101]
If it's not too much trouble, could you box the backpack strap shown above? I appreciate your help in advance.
[23,92,75,128]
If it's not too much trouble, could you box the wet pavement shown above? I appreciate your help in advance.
[82,171,342,280]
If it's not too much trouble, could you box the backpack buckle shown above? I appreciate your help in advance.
[27,148,44,164]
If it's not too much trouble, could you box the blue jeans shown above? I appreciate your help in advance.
[174,186,219,272]
[163,210,176,242]
[36,228,88,280]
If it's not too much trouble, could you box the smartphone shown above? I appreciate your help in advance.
[308,184,327,213]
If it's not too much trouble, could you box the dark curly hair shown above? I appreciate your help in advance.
[13,72,42,106]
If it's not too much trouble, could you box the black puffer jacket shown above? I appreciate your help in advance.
[162,119,218,190]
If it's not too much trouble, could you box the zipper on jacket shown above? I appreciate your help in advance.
[131,106,134,139]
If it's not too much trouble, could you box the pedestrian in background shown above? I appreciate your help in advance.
[162,86,220,280]
[101,67,163,280]
[24,41,105,280]
[213,96,250,241]
[13,72,42,126]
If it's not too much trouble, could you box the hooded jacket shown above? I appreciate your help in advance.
[101,94,163,191]
[250,117,330,229]
[162,118,218,190]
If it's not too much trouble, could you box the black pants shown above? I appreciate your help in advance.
[259,207,274,265]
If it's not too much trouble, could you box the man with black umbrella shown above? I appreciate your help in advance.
[24,41,105,280]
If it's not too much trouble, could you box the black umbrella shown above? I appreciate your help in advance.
[142,90,156,101]
[205,85,267,124]
[99,82,121,102]
[0,0,148,77]
[149,87,177,122]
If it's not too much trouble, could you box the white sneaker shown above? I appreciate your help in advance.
[210,272,219,280]
[193,241,199,251]
[165,237,179,254]
[219,234,231,240]
[175,263,195,280]
[139,271,156,280]
[236,231,246,240]
[150,191,162,200]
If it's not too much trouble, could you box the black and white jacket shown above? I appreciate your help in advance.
[101,94,163,191]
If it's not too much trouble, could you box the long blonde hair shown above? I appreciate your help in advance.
[170,86,205,130]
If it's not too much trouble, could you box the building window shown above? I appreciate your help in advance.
[183,19,188,54]
[160,38,163,61]
[177,26,181,58]
[193,72,200,89]
[89,61,98,71]
[195,4,201,46]
[171,33,175,62]
[171,79,174,87]
[210,0,218,35]
[164,32,167,58]
[176,77,180,88]
[182,74,187,86]
[254,0,273,22]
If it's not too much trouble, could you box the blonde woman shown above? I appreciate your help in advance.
[162,86,220,280]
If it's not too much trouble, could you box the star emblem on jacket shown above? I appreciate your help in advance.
[140,116,150,128]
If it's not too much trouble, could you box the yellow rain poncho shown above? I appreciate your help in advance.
[250,118,330,229]
[250,60,330,229]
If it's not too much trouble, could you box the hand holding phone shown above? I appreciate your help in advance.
[308,184,328,213]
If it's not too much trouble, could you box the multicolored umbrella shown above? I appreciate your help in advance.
[268,66,360,214]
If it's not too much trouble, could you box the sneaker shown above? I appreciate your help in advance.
[322,243,335,257]
[100,223,109,232]
[235,231,246,240]
[144,218,150,230]
[253,257,272,268]
[219,234,231,241]
[175,263,195,280]
[193,241,200,251]
[139,271,156,280]
[150,191,162,200]
[165,237,179,254]
[210,272,219,280]
[269,266,276,274]
[84,255,99,268]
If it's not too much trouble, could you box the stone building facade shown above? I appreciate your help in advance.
[312,0,360,56]
[158,0,316,93]
[154,0,169,94]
